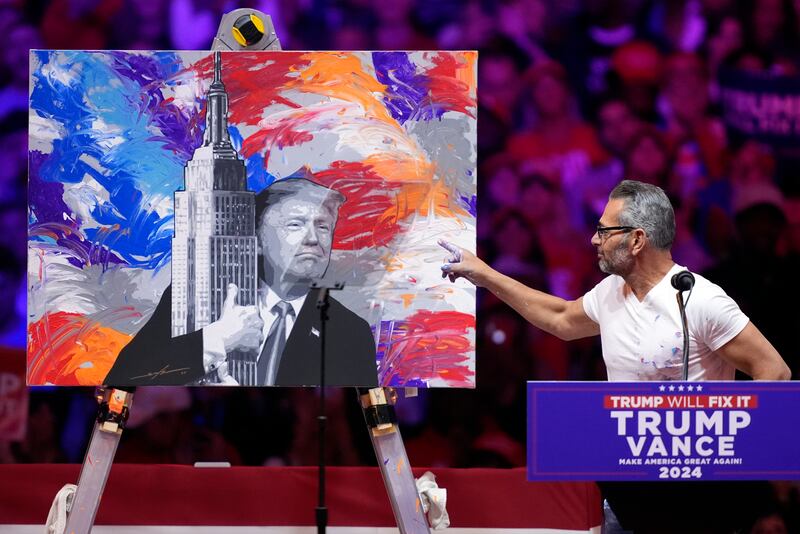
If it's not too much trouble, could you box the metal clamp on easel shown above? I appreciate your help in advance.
[95,387,132,433]
[361,387,399,435]
[212,9,281,51]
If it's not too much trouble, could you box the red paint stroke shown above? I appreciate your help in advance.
[313,161,405,250]
[379,310,475,388]
[241,127,314,161]
[423,53,476,118]
[188,52,311,125]
[27,311,134,386]
[240,107,331,160]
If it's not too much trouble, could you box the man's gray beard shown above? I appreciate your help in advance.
[598,240,634,276]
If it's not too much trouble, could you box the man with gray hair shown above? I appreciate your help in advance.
[440,179,789,381]
[442,178,789,532]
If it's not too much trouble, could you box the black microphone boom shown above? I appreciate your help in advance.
[671,270,695,292]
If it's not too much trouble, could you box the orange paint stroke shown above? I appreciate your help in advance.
[379,180,468,229]
[362,152,434,184]
[454,51,478,95]
[28,311,135,386]
[292,52,395,126]
[383,254,405,273]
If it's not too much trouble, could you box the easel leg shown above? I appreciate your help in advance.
[360,388,431,534]
[63,388,132,534]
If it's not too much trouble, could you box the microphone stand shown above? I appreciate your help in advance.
[312,281,344,534]
[676,291,690,381]
[671,270,695,381]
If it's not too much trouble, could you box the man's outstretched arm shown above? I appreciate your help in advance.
[439,240,599,341]
[716,322,791,380]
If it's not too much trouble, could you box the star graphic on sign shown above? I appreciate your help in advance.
[669,385,676,392]
[659,385,666,392]
[687,385,694,392]
[696,385,703,392]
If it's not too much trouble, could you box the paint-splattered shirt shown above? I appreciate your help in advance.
[582,264,749,381]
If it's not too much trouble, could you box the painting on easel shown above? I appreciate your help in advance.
[27,50,477,388]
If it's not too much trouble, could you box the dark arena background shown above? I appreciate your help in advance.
[0,1,798,532]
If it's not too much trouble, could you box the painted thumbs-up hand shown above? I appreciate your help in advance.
[204,284,264,354]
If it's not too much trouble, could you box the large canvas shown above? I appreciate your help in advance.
[27,50,477,388]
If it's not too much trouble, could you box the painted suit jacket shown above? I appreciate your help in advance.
[104,285,378,387]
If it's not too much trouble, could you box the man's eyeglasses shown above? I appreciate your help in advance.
[595,225,637,238]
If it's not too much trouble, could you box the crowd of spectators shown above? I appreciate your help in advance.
[1,0,799,530]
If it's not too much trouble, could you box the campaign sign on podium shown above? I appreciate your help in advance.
[527,382,800,481]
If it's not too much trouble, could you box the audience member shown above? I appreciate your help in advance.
[704,183,800,378]
[660,52,727,203]
[608,40,662,120]
[507,61,609,189]
[623,124,672,187]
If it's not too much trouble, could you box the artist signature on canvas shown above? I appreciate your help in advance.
[130,365,190,381]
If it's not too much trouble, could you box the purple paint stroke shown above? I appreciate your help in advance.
[29,151,127,269]
[372,52,447,124]
[460,194,477,217]
[30,220,127,270]
[29,151,73,229]
[108,52,203,161]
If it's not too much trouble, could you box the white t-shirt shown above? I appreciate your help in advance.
[582,264,749,381]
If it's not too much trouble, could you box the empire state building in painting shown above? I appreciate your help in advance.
[171,51,258,338]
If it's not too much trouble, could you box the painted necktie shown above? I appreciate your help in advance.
[257,300,293,385]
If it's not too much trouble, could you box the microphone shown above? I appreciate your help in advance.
[671,270,695,292]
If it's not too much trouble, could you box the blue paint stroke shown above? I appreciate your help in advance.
[29,150,127,269]
[230,126,276,193]
[29,51,203,271]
